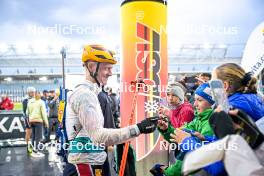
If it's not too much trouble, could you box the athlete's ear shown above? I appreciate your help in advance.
[84,62,96,72]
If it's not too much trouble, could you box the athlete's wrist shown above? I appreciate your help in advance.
[129,125,140,137]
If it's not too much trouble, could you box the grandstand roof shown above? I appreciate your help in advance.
[0,43,243,76]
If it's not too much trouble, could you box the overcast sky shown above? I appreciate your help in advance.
[0,0,263,50]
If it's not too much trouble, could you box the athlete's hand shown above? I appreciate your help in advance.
[137,117,158,134]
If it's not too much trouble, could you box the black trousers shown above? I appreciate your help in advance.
[31,122,43,151]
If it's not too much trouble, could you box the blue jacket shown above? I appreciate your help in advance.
[228,93,264,121]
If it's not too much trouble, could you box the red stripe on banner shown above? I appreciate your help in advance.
[76,164,93,176]
[137,22,150,41]
[137,43,145,51]
[137,22,145,40]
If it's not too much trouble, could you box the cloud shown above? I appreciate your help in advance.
[0,0,264,47]
[168,0,264,45]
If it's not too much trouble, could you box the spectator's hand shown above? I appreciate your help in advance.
[214,105,223,113]
[45,123,49,128]
[170,129,191,143]
[193,132,205,141]
[228,109,243,130]
[157,118,168,131]
[150,164,167,175]
[137,117,158,134]
[228,109,239,116]
[54,94,59,100]
[158,107,164,117]
[158,106,170,118]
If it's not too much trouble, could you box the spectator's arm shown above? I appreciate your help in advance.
[41,102,49,127]
[158,124,175,143]
[26,102,29,117]
[163,160,183,176]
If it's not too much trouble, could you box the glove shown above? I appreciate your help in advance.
[150,164,165,176]
[209,111,235,139]
[137,117,158,134]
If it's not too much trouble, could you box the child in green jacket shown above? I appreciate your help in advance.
[155,83,215,176]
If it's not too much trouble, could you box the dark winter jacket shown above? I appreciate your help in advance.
[98,91,115,129]
[48,97,59,118]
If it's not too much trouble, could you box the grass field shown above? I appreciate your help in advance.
[14,102,22,111]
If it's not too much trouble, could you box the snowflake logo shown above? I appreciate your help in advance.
[144,100,159,114]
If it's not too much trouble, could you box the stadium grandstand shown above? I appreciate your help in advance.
[0,42,261,105]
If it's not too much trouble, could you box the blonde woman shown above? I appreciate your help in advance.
[27,91,49,156]
[212,63,264,121]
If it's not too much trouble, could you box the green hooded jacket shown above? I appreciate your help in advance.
[158,109,214,176]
